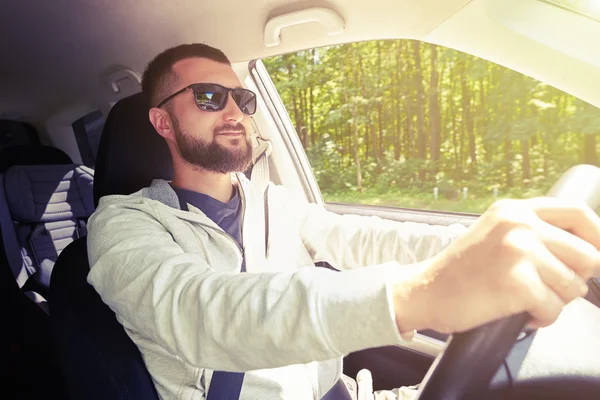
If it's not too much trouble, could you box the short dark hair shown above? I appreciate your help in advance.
[142,43,231,108]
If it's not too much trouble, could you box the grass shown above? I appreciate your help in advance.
[322,187,549,214]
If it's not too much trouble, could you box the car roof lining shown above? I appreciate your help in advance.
[2,0,599,124]
[0,0,470,121]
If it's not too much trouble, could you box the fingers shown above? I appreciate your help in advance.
[534,220,600,280]
[524,198,600,277]
[512,260,567,328]
[524,226,590,299]
[357,369,374,400]
[527,286,565,329]
[530,197,600,252]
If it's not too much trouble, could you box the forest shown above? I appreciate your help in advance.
[263,39,600,213]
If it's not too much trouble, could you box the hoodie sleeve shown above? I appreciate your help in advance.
[295,195,469,270]
[87,198,408,372]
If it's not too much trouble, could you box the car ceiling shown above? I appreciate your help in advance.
[1,0,599,124]
[0,0,471,121]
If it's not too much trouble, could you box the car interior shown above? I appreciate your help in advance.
[1,0,600,399]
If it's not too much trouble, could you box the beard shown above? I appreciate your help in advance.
[171,114,253,174]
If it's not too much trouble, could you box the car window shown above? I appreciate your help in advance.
[73,109,104,168]
[262,39,600,214]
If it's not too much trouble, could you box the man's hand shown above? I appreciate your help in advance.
[392,198,600,334]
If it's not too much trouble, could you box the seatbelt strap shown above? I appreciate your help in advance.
[320,377,356,400]
[206,371,245,400]
[250,136,272,199]
[174,191,246,400]
[250,137,273,257]
[0,174,29,287]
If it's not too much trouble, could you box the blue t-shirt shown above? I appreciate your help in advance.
[171,184,245,271]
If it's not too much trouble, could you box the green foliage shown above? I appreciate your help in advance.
[263,39,600,213]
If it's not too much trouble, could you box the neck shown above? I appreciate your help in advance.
[171,163,235,203]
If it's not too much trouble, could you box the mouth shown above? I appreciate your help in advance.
[217,131,245,137]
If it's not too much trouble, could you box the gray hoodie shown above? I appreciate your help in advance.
[87,174,466,399]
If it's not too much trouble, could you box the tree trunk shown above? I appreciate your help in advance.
[480,80,491,162]
[521,138,531,182]
[429,44,441,174]
[377,41,384,165]
[505,139,513,188]
[394,41,402,160]
[413,41,426,180]
[460,58,476,172]
[352,100,363,191]
[286,61,303,146]
[371,124,378,162]
[450,64,459,170]
[299,88,308,147]
[351,46,363,191]
[583,134,598,165]
[521,100,532,183]
[308,85,315,146]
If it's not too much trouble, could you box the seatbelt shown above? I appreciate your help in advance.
[250,136,272,199]
[250,136,273,257]
[0,174,29,287]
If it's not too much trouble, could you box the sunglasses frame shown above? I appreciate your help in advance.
[156,83,257,115]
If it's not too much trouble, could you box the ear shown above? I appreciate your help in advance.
[149,107,175,141]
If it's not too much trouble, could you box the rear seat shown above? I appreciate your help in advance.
[3,164,94,300]
[0,145,94,307]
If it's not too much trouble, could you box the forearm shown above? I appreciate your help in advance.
[300,204,468,270]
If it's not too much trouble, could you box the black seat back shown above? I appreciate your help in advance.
[0,144,72,173]
[50,237,159,399]
[93,92,172,206]
[50,92,172,400]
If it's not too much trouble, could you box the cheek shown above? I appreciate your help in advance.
[187,114,219,136]
[241,118,252,133]
[176,102,217,134]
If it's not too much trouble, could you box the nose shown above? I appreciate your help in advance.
[222,92,244,123]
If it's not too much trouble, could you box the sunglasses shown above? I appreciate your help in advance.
[156,83,257,115]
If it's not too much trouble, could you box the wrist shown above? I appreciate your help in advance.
[390,259,436,335]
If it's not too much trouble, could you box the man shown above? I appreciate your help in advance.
[87,43,600,400]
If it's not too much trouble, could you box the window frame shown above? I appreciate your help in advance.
[72,109,104,168]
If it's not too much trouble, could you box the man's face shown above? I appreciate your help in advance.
[165,57,253,174]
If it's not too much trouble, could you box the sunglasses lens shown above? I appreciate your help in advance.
[232,89,257,115]
[192,84,256,115]
[194,88,224,111]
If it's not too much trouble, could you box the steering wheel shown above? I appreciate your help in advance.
[415,165,600,400]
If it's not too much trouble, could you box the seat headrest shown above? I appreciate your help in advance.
[4,164,94,223]
[0,145,73,173]
[93,93,173,207]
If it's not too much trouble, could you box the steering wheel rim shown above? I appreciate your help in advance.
[414,165,600,400]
